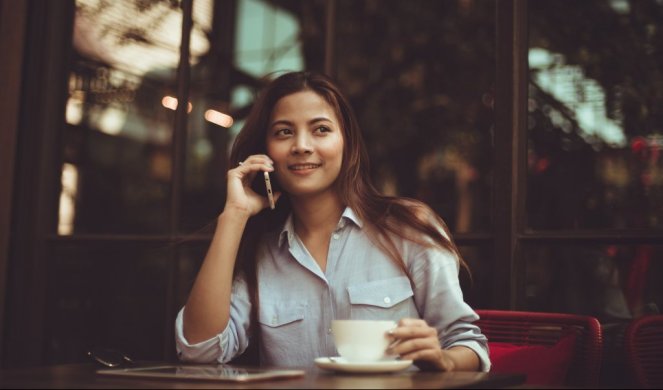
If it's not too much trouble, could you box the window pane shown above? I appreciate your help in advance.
[234,0,308,78]
[334,0,495,233]
[59,0,186,234]
[45,243,171,364]
[458,245,494,309]
[527,0,663,230]
[176,243,207,312]
[180,0,325,231]
[524,243,663,321]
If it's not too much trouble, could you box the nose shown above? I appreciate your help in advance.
[291,132,313,155]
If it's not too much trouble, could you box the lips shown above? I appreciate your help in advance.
[288,163,322,170]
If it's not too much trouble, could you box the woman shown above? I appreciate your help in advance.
[175,71,490,372]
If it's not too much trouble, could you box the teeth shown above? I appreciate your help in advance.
[290,164,320,170]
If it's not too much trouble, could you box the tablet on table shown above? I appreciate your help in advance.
[97,364,306,383]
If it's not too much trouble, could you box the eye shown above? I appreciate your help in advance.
[314,125,331,134]
[274,128,293,137]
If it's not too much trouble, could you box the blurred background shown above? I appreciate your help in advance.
[1,0,661,385]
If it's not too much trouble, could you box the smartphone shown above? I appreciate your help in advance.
[264,171,275,210]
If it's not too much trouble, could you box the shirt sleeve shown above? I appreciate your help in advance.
[174,276,252,363]
[408,246,492,372]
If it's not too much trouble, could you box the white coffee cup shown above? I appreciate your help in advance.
[331,320,397,362]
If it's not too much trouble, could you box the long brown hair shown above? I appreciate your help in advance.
[229,71,468,360]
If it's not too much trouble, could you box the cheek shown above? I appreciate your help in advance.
[266,142,287,161]
[322,136,344,165]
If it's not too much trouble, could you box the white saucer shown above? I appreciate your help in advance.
[314,357,413,374]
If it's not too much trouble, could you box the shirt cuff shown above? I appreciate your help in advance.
[174,307,230,363]
[447,340,492,372]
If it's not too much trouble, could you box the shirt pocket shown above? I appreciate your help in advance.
[258,301,308,349]
[347,276,415,321]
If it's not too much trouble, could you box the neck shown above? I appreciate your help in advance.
[291,191,345,239]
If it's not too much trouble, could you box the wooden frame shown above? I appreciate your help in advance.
[2,0,74,367]
[0,0,30,367]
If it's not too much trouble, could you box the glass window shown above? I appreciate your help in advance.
[527,0,663,230]
[234,0,306,77]
[334,0,496,233]
[524,243,663,321]
[458,245,494,309]
[60,0,189,234]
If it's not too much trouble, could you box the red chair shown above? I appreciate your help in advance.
[476,310,603,387]
[624,315,663,389]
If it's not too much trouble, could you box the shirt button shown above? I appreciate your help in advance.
[383,297,391,304]
[333,233,340,240]
[328,328,332,334]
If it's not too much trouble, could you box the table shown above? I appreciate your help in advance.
[0,363,525,389]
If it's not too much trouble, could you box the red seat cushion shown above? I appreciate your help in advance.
[488,333,577,386]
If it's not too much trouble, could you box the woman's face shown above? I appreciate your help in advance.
[266,90,344,199]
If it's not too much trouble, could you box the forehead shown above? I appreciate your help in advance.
[270,90,338,122]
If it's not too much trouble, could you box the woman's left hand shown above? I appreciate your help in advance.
[386,318,456,371]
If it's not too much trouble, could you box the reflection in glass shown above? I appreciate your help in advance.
[59,0,196,234]
[335,0,495,233]
[527,0,663,230]
[524,244,663,321]
[58,163,79,235]
[180,0,321,231]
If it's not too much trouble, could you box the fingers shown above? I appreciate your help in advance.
[234,155,274,175]
[389,319,437,340]
[387,318,442,365]
[387,334,439,356]
[225,155,277,215]
[228,155,274,191]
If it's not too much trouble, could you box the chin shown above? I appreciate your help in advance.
[283,184,335,198]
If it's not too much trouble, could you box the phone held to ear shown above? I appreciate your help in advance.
[264,171,275,210]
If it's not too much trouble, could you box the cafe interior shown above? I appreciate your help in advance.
[1,0,662,388]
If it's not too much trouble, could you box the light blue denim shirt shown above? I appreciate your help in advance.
[175,207,491,371]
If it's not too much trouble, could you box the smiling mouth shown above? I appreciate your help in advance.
[288,163,322,170]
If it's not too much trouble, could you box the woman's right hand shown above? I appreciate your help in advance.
[225,154,280,216]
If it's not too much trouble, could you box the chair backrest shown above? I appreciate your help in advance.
[476,309,603,387]
[624,315,663,389]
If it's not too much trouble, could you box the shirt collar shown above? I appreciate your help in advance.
[278,206,363,248]
[341,207,363,228]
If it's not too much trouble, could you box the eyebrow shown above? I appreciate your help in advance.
[270,117,332,128]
